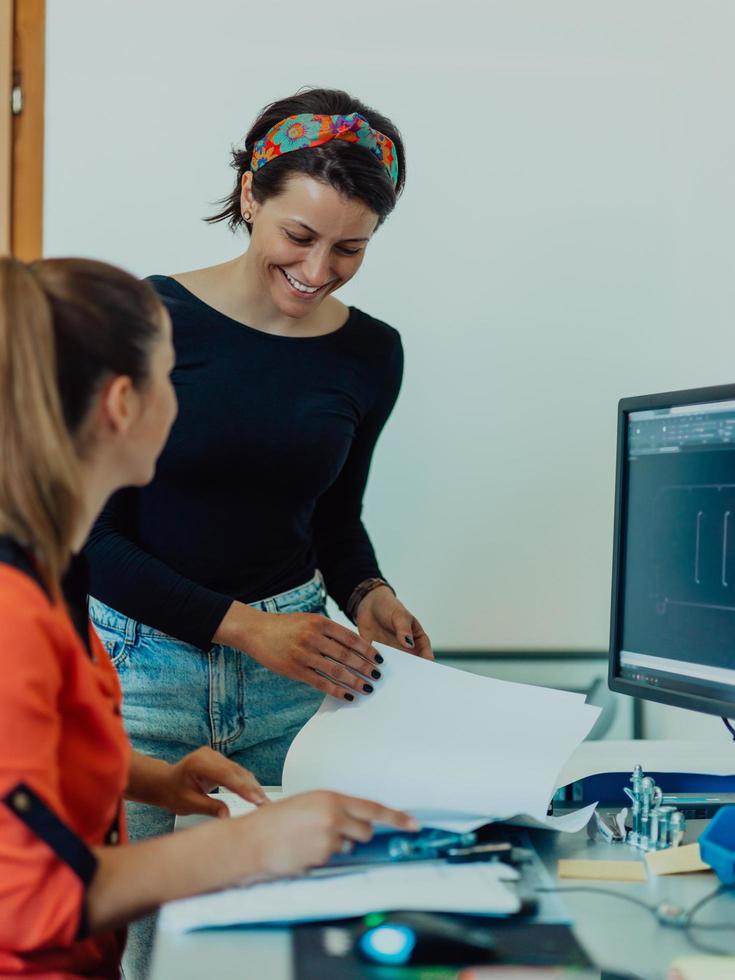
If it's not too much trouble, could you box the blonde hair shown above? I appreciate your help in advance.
[0,257,163,593]
[0,259,81,591]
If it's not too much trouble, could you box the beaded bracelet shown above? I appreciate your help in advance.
[345,577,395,623]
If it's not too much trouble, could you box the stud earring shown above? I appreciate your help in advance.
[242,210,252,222]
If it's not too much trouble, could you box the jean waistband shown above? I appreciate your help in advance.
[88,570,327,639]
[254,569,326,611]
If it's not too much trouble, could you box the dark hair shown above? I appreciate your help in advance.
[206,87,405,234]
[0,256,164,588]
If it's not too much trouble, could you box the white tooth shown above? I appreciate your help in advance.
[285,270,318,294]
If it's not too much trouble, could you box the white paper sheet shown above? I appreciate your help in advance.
[214,792,598,835]
[160,859,521,933]
[283,645,600,830]
[162,654,600,933]
[555,738,735,789]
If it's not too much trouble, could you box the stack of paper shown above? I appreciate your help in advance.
[283,644,600,832]
[160,646,600,932]
[160,860,521,932]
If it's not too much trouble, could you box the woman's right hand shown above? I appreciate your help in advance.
[87,789,418,933]
[215,602,384,701]
[239,791,419,880]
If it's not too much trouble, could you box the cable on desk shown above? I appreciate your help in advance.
[683,882,733,926]
[535,884,735,956]
[722,716,735,741]
[535,886,655,915]
[682,884,735,957]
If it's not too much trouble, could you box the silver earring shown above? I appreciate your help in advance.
[242,211,252,222]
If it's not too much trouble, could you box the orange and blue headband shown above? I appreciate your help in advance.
[250,112,399,189]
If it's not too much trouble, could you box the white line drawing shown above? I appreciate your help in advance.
[661,598,735,614]
[649,484,735,615]
[723,511,731,588]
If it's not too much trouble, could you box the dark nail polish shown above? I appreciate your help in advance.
[375,653,384,664]
[404,635,415,647]
[363,683,374,693]
[371,669,381,679]
[344,693,354,701]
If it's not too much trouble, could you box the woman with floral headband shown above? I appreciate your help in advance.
[85,88,432,975]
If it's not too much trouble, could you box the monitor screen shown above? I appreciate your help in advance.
[609,385,735,719]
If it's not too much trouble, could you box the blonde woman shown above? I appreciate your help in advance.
[0,257,416,978]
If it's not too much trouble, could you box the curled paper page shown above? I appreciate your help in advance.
[283,645,600,832]
[215,792,597,835]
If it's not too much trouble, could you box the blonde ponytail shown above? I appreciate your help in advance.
[0,257,82,592]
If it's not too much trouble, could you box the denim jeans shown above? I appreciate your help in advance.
[88,573,326,980]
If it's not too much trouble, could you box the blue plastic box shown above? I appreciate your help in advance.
[698,805,735,884]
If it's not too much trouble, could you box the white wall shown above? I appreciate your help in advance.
[45,1,735,737]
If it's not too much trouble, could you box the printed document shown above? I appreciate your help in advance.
[161,860,521,932]
[283,644,600,831]
[161,646,600,931]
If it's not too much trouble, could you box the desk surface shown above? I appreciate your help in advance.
[150,817,735,979]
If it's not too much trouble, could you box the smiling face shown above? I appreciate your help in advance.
[241,173,379,319]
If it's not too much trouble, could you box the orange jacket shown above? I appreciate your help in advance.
[0,539,131,978]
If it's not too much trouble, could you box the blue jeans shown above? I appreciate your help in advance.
[88,573,326,980]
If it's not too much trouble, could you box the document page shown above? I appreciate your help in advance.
[555,738,735,788]
[283,645,600,831]
[160,859,521,933]
[162,651,599,931]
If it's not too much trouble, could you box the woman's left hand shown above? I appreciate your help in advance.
[128,747,269,818]
[355,587,433,660]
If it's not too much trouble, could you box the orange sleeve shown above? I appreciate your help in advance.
[0,596,92,951]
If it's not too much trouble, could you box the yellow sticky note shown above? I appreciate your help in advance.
[668,955,735,980]
[557,858,647,882]
[645,842,711,877]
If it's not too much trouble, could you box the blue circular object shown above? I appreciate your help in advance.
[357,923,417,964]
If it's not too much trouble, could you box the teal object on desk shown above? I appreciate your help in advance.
[698,805,735,884]
[357,921,416,965]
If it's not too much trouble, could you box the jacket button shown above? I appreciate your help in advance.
[12,791,30,812]
[109,830,119,845]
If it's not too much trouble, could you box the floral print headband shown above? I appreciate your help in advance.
[250,112,399,188]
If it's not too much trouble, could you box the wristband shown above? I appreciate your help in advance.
[346,577,395,623]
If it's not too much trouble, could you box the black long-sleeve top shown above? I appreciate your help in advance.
[85,276,402,650]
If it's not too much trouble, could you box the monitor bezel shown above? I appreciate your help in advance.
[608,383,735,719]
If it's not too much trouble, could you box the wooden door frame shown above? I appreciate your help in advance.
[1,0,44,259]
[0,0,12,254]
[12,0,44,259]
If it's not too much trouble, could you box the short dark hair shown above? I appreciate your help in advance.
[206,87,405,234]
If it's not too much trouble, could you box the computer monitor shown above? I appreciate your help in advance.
[609,384,735,722]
